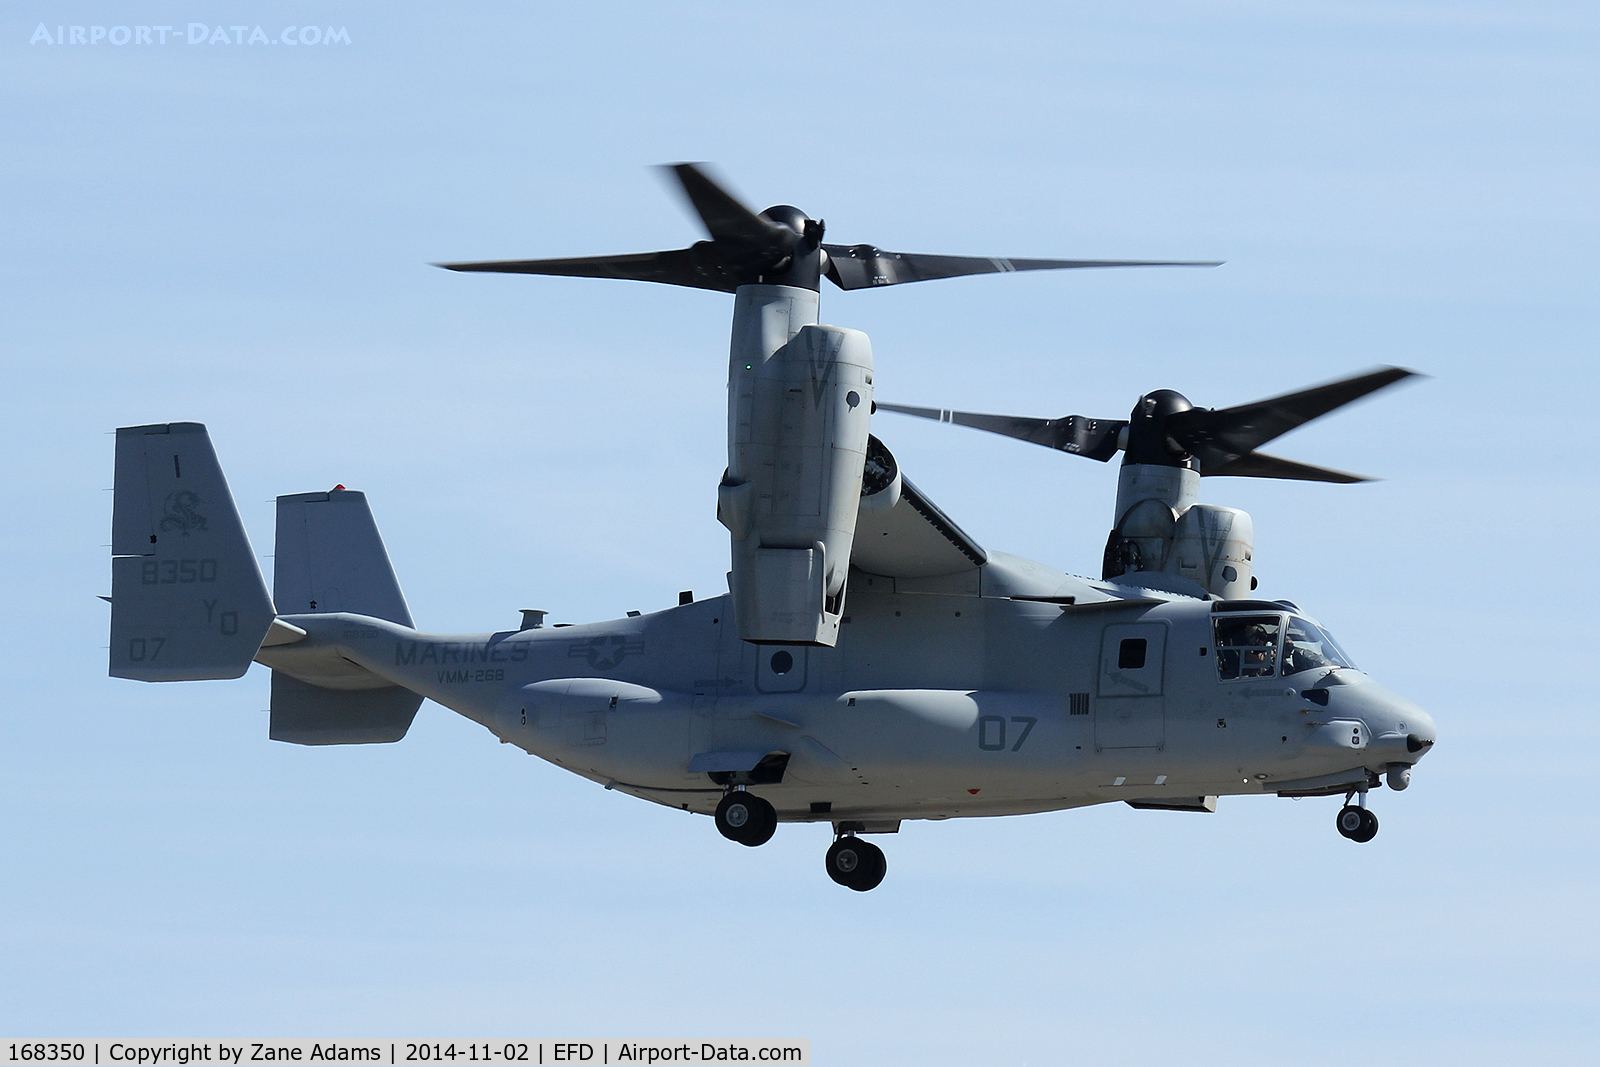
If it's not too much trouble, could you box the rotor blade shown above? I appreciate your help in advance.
[436,244,752,293]
[1167,366,1417,472]
[824,245,1221,290]
[666,163,785,250]
[1204,451,1372,483]
[877,402,1126,461]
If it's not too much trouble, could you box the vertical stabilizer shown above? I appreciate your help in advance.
[269,672,422,745]
[273,489,413,625]
[267,489,419,745]
[109,422,275,680]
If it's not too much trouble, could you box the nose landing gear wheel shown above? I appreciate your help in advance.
[825,835,887,891]
[1336,805,1379,843]
[1353,808,1378,842]
[715,791,777,846]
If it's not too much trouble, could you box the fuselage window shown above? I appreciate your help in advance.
[1118,638,1147,670]
[1282,617,1354,676]
[1214,615,1281,680]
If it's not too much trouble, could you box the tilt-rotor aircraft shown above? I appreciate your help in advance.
[109,164,1435,890]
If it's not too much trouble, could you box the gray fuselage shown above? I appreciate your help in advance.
[257,551,1435,827]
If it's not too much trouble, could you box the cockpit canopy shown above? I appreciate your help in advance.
[1213,614,1354,680]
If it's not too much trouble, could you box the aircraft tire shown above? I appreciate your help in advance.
[826,836,887,891]
[1351,809,1379,843]
[715,791,777,847]
[1335,805,1364,839]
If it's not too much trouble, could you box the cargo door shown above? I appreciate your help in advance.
[1095,622,1167,750]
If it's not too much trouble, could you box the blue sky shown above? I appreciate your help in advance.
[3,2,1596,1061]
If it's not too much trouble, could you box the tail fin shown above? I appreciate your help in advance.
[109,422,275,680]
[267,488,421,745]
[272,489,412,624]
[269,673,422,745]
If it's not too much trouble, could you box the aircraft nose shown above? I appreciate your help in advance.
[1377,696,1437,773]
[1396,702,1437,754]
[1321,677,1437,767]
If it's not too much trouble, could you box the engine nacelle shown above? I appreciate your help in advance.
[1168,503,1253,599]
[720,288,873,645]
[1103,463,1254,600]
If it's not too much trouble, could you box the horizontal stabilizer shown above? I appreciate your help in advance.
[269,671,422,745]
[109,422,274,681]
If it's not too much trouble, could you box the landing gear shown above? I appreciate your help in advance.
[825,835,887,891]
[1336,796,1379,843]
[714,790,777,847]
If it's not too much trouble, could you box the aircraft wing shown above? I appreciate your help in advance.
[845,445,1151,608]
[851,475,987,579]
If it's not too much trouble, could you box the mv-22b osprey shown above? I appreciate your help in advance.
[108,165,1436,890]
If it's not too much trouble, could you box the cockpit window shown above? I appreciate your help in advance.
[1282,617,1354,676]
[1213,615,1281,680]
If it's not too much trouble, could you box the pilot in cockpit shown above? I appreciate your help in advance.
[1213,615,1284,680]
[1241,623,1275,676]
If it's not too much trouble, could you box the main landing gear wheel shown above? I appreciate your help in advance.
[715,791,777,847]
[1336,805,1379,843]
[825,835,887,891]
